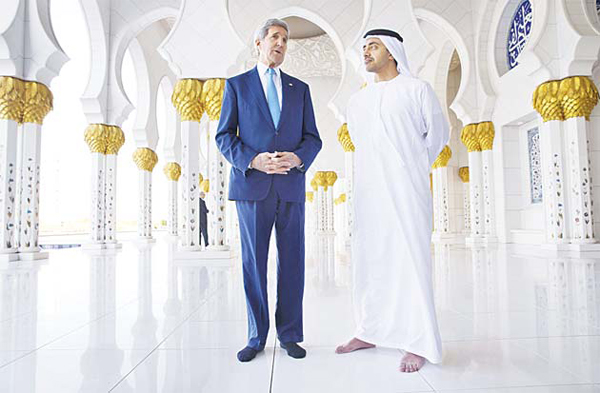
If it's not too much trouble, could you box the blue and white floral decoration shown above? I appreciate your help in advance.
[507,0,533,70]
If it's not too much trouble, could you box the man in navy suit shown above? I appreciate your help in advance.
[216,18,322,362]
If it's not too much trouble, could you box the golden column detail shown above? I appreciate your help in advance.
[476,122,495,151]
[84,124,108,154]
[313,171,328,190]
[22,81,53,124]
[432,145,452,169]
[324,171,338,190]
[306,191,314,202]
[337,123,355,152]
[533,80,564,122]
[172,79,205,121]
[460,124,481,152]
[0,77,53,124]
[0,76,26,123]
[310,178,318,192]
[133,148,158,172]
[105,126,125,154]
[201,179,210,193]
[202,78,226,121]
[334,194,346,205]
[558,76,599,120]
[459,167,470,183]
[164,162,182,181]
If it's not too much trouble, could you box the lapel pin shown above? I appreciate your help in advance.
[289,83,293,86]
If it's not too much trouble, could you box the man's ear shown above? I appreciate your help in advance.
[255,39,261,54]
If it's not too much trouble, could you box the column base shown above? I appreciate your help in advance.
[81,242,108,250]
[18,251,49,261]
[542,242,600,253]
[174,248,236,261]
[465,235,486,245]
[0,253,19,263]
[133,237,156,244]
[207,245,230,251]
[104,242,123,249]
[432,233,465,244]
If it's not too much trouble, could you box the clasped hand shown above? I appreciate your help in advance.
[251,151,301,175]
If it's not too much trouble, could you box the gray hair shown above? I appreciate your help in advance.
[253,18,290,43]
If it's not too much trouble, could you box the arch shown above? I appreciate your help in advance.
[79,2,178,126]
[159,75,181,163]
[413,8,474,124]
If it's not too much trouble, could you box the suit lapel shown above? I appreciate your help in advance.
[246,66,276,130]
[277,71,292,132]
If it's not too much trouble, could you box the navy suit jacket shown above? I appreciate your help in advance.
[216,66,322,203]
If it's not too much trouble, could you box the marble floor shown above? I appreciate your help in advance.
[1,235,599,392]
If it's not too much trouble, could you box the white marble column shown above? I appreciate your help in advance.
[431,146,452,241]
[172,79,204,251]
[133,148,158,241]
[559,76,598,243]
[104,127,125,246]
[337,123,355,245]
[477,122,497,241]
[459,167,471,232]
[461,124,484,243]
[0,77,23,260]
[84,124,124,249]
[314,171,337,282]
[203,79,229,250]
[163,163,181,237]
[533,81,568,244]
[207,122,228,250]
[15,81,52,259]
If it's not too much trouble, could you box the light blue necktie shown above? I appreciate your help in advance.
[266,68,280,127]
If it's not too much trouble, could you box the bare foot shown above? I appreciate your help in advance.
[335,337,375,354]
[399,352,426,373]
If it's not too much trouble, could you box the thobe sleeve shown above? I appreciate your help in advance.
[420,82,449,166]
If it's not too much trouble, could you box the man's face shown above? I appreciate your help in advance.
[256,26,288,68]
[362,37,394,73]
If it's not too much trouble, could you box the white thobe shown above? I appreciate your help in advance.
[346,74,449,364]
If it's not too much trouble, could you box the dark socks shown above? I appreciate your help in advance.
[280,342,306,359]
[237,346,262,362]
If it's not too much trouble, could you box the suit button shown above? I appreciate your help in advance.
[275,132,279,136]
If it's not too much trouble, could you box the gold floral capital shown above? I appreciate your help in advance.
[310,178,318,191]
[202,78,226,121]
[460,124,481,152]
[314,171,337,191]
[306,191,314,202]
[476,122,495,151]
[334,193,347,205]
[133,148,158,172]
[172,79,205,121]
[432,145,452,169]
[458,167,470,183]
[558,76,599,120]
[164,162,181,181]
[84,124,125,155]
[23,81,53,124]
[337,123,355,152]
[84,124,108,154]
[105,126,125,154]
[0,77,53,124]
[0,76,25,123]
[201,179,210,193]
[533,80,564,122]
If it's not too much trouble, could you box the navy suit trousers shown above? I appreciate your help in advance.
[235,186,305,350]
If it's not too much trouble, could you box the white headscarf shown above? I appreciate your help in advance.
[363,34,412,78]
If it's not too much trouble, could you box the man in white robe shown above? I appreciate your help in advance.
[335,29,449,373]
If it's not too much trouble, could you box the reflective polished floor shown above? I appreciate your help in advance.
[1,236,599,392]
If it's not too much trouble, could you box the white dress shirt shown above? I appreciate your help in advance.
[256,61,282,110]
